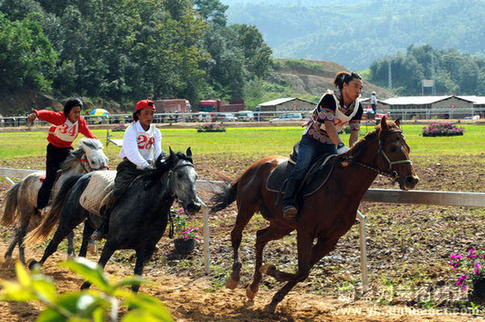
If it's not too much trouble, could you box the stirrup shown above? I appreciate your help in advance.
[282,205,298,219]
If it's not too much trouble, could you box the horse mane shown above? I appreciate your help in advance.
[60,138,103,172]
[60,148,84,171]
[346,120,400,161]
[141,150,193,183]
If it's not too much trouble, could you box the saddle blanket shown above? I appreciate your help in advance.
[79,170,116,216]
[266,153,336,198]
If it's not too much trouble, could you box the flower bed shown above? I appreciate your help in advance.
[197,123,226,132]
[449,247,485,296]
[422,122,464,137]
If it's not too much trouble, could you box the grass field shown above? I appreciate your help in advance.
[1,123,484,160]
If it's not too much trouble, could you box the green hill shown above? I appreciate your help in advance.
[223,0,485,70]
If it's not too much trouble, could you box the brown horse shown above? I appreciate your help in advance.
[211,117,419,312]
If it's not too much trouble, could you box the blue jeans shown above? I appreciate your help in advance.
[282,135,337,207]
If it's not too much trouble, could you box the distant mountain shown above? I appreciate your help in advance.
[222,0,485,70]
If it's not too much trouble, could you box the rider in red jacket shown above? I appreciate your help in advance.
[28,98,97,212]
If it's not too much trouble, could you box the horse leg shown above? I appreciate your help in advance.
[4,230,20,260]
[80,241,116,290]
[264,236,339,313]
[131,246,156,293]
[29,210,87,269]
[16,212,33,265]
[246,226,289,300]
[66,232,75,258]
[78,220,95,258]
[226,207,255,289]
[262,237,339,283]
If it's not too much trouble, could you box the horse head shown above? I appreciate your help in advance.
[153,147,201,215]
[78,138,109,171]
[376,116,419,190]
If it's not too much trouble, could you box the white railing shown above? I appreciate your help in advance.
[1,107,483,128]
[2,167,485,293]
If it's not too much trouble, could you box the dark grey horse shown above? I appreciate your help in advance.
[28,148,201,292]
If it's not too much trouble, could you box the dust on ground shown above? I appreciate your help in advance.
[0,153,484,321]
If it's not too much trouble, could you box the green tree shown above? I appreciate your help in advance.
[0,11,57,91]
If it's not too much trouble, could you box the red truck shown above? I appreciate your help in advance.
[198,98,245,113]
[153,99,192,113]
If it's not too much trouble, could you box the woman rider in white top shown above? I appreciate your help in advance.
[92,99,162,239]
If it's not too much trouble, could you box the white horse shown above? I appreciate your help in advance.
[1,138,109,264]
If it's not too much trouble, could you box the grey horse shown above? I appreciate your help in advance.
[1,138,109,263]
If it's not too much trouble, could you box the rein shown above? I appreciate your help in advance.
[346,129,412,179]
[166,161,195,239]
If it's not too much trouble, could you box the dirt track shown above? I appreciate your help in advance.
[0,152,484,321]
[0,241,479,322]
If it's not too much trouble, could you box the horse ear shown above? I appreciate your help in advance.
[395,118,401,127]
[186,147,192,159]
[169,147,174,156]
[380,115,388,131]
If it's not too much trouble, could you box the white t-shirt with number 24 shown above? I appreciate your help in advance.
[119,121,162,169]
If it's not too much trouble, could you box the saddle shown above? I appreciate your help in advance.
[79,170,117,216]
[266,142,337,200]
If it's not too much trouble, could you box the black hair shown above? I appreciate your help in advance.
[132,111,139,122]
[63,98,83,115]
[333,71,362,90]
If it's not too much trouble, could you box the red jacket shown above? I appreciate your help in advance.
[33,110,97,148]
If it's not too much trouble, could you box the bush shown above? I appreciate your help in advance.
[422,122,464,137]
[197,123,226,132]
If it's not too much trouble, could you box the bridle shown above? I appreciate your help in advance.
[347,129,412,179]
[166,160,195,238]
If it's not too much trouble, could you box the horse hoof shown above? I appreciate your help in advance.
[263,303,276,313]
[225,275,239,289]
[28,260,39,271]
[246,285,258,300]
[259,264,276,275]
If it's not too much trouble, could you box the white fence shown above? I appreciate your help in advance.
[2,167,485,292]
[1,107,484,128]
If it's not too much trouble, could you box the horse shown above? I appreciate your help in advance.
[1,138,109,264]
[27,148,201,292]
[210,117,419,312]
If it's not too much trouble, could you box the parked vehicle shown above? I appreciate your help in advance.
[235,111,254,121]
[198,99,245,113]
[214,113,237,122]
[153,99,192,113]
[194,112,213,122]
[269,113,303,123]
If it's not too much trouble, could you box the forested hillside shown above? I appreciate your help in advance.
[0,0,272,114]
[369,45,485,95]
[223,0,485,70]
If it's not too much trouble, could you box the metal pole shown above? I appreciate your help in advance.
[197,197,210,274]
[357,210,369,293]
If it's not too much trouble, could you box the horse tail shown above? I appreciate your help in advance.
[211,179,239,213]
[26,175,83,244]
[1,181,21,226]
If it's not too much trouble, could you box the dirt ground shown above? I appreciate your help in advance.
[0,152,484,321]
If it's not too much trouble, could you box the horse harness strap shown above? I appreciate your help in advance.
[77,154,91,173]
[347,129,412,179]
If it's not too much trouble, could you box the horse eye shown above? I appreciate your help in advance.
[177,173,183,179]
[390,146,397,153]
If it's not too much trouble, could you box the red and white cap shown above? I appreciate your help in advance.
[136,99,156,111]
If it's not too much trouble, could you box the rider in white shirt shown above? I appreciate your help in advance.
[92,99,162,240]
